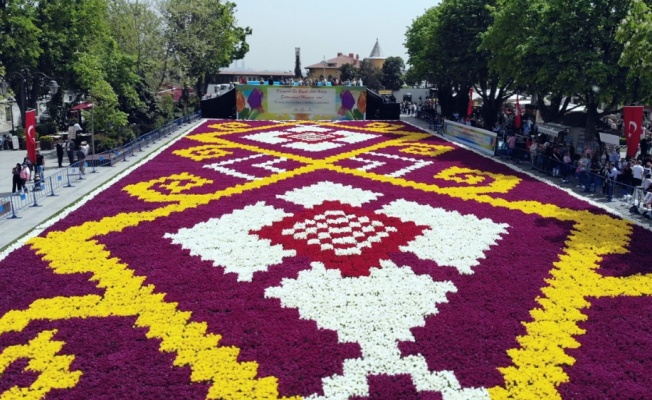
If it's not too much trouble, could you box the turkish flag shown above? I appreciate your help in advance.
[466,87,474,120]
[623,106,643,159]
[25,109,37,164]
[514,94,522,129]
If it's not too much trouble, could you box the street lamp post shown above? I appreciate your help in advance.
[321,60,327,82]
[91,99,95,156]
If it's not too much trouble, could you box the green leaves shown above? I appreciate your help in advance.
[380,57,405,91]
[163,0,251,97]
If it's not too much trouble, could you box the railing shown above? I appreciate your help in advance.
[415,109,444,133]
[0,111,201,221]
[495,141,651,218]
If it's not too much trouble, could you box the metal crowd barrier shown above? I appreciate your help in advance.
[0,112,201,221]
[495,142,649,214]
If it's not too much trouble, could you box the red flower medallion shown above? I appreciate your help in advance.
[255,201,428,277]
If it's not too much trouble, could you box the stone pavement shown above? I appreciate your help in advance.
[0,119,203,252]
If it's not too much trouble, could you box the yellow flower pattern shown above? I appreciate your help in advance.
[0,120,650,399]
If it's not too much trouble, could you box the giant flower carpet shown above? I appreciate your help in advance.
[0,120,651,400]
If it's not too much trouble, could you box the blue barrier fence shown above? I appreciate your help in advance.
[0,112,201,221]
[413,113,651,220]
[496,142,651,215]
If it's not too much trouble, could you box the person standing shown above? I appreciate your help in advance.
[605,162,620,201]
[640,135,650,160]
[66,138,75,165]
[12,163,27,193]
[632,160,645,187]
[22,154,33,181]
[76,147,86,175]
[35,150,45,178]
[80,141,90,156]
[55,138,64,167]
[507,134,516,160]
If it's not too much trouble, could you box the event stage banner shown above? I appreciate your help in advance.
[235,85,366,121]
[442,119,498,155]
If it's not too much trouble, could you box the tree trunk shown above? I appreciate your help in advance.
[437,85,455,118]
[480,98,501,130]
[585,102,599,142]
[536,94,569,122]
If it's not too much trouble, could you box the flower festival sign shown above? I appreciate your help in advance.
[1,119,651,400]
[236,85,366,121]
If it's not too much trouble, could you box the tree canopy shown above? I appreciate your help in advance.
[381,56,405,91]
[407,0,652,138]
[0,0,251,147]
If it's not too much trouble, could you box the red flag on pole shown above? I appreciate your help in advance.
[514,94,522,129]
[25,109,37,164]
[623,106,643,159]
[466,87,474,121]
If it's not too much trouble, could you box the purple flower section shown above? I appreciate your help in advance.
[594,224,652,278]
[352,374,442,400]
[35,318,207,400]
[98,173,361,397]
[560,296,652,398]
[0,359,37,395]
[2,119,652,399]
[0,247,103,316]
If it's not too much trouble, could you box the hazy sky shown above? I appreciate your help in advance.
[231,0,439,72]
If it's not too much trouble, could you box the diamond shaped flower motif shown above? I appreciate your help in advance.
[256,201,427,277]
[242,125,377,152]
[164,181,509,280]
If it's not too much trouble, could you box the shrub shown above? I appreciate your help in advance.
[39,135,54,150]
[36,122,57,136]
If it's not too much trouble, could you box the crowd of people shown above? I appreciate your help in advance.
[409,98,652,218]
[501,132,652,215]
[245,76,364,87]
[9,138,90,195]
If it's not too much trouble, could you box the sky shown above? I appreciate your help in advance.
[230,0,439,72]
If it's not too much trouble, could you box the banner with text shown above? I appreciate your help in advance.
[442,120,498,155]
[235,85,366,121]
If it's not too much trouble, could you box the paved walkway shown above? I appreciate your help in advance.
[0,120,202,252]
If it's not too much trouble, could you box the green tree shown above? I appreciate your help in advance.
[163,0,251,98]
[616,0,652,102]
[485,0,635,138]
[357,60,382,91]
[339,63,357,82]
[406,0,509,127]
[106,0,167,90]
[0,0,135,139]
[404,7,439,86]
[380,56,404,91]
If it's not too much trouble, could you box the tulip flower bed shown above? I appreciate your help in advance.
[1,119,651,400]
